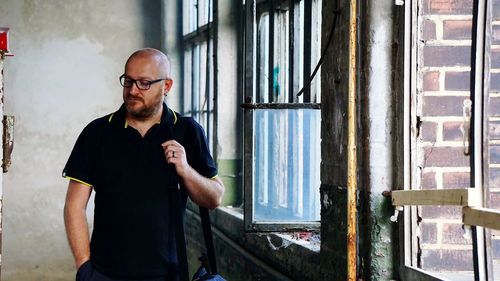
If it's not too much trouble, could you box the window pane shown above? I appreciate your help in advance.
[257,13,269,103]
[486,0,500,278]
[414,0,474,277]
[253,109,320,222]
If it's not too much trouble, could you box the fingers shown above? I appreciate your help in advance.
[161,140,186,164]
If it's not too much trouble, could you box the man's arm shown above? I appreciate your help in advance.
[162,140,225,209]
[64,180,93,269]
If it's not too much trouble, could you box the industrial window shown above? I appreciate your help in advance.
[242,0,322,232]
[396,0,500,280]
[182,0,215,151]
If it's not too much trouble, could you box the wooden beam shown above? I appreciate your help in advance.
[463,207,500,231]
[391,188,480,206]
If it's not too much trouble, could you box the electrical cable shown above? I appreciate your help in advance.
[297,10,340,97]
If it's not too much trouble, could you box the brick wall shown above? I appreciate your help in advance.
[417,0,474,272]
[416,0,500,273]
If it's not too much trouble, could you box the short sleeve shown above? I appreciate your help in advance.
[62,124,96,186]
[182,118,218,179]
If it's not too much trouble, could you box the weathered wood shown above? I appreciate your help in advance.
[391,188,480,206]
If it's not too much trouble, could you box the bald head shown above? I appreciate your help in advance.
[125,48,171,78]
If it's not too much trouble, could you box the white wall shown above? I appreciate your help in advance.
[0,1,162,279]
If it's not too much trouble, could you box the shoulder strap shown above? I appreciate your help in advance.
[172,117,190,281]
[199,206,218,275]
[172,117,219,279]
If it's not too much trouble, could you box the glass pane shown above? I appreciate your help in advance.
[414,0,474,277]
[183,48,192,115]
[253,109,320,222]
[272,8,289,103]
[486,0,500,279]
[257,13,269,103]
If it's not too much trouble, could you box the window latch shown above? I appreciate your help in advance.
[461,99,472,156]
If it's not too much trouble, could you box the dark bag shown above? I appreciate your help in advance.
[171,118,226,281]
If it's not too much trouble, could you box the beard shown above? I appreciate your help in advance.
[124,95,163,120]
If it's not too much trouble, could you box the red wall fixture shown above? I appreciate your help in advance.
[0,28,10,53]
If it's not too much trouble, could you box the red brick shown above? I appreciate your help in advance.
[423,0,473,15]
[442,223,471,244]
[493,49,500,68]
[423,46,471,67]
[421,249,473,271]
[493,25,500,45]
[421,121,437,142]
[445,71,469,91]
[490,73,500,92]
[421,222,437,243]
[423,19,437,40]
[494,1,500,20]
[442,121,463,141]
[422,172,437,189]
[489,121,500,140]
[423,146,470,167]
[422,96,468,117]
[423,71,440,91]
[443,20,472,40]
[443,172,470,188]
[421,205,462,219]
[489,168,500,189]
[489,192,500,209]
[493,239,500,259]
[490,146,500,164]
[490,97,500,117]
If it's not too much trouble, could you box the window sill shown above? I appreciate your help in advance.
[186,202,321,280]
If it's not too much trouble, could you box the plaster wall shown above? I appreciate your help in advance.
[0,1,161,279]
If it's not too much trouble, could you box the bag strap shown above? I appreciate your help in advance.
[199,206,218,275]
[172,117,219,279]
[171,117,190,281]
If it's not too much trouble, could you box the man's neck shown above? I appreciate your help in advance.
[125,106,163,137]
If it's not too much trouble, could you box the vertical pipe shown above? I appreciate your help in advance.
[347,0,358,280]
[288,0,295,103]
[303,0,312,103]
[269,0,275,103]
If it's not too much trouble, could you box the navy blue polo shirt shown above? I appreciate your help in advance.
[63,103,217,278]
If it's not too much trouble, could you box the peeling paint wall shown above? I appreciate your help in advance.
[0,1,161,279]
[321,0,400,280]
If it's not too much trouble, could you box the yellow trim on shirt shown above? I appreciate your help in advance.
[210,175,218,180]
[108,113,114,123]
[172,109,178,124]
[65,176,92,187]
[124,121,128,128]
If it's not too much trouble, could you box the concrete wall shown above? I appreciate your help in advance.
[0,1,162,279]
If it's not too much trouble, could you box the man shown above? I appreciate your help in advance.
[63,48,224,281]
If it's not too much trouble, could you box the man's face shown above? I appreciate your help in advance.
[122,55,170,119]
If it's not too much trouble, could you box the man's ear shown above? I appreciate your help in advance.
[164,79,174,95]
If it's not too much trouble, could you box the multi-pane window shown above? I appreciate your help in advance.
[243,0,322,231]
[398,0,500,280]
[182,0,215,150]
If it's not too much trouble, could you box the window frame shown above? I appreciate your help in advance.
[181,0,216,153]
[243,0,322,232]
[398,0,498,280]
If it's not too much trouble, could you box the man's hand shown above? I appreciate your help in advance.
[64,180,92,269]
[160,140,225,209]
[161,140,189,177]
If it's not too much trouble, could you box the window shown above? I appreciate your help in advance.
[243,0,322,232]
[397,0,500,280]
[182,0,215,151]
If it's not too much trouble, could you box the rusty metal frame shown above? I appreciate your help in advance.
[243,0,321,232]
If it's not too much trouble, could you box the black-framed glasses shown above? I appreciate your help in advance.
[119,74,169,90]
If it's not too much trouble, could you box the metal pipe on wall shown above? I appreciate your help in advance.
[347,0,358,280]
